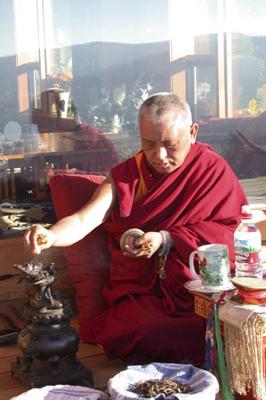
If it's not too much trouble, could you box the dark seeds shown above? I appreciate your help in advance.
[129,378,192,397]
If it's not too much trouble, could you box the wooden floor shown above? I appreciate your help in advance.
[0,319,126,400]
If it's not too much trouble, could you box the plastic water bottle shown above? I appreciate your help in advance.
[234,204,262,279]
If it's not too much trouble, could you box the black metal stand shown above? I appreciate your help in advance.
[11,262,93,389]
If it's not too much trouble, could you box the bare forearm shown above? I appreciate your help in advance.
[24,177,115,255]
[48,214,94,246]
[50,177,115,247]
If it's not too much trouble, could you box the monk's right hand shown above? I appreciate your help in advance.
[24,225,55,255]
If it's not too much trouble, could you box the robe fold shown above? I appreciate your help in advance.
[80,142,247,365]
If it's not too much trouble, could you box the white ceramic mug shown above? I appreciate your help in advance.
[189,244,231,290]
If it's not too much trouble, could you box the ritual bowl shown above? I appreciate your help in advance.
[120,228,144,252]
[231,277,266,304]
[108,363,219,399]
[236,288,266,304]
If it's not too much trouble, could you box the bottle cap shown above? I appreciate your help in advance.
[241,204,252,219]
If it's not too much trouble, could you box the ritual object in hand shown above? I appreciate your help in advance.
[120,228,144,252]
[37,234,48,245]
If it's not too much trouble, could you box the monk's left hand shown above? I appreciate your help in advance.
[123,231,162,258]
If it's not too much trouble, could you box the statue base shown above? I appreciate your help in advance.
[11,354,93,389]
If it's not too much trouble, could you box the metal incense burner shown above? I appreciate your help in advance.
[11,261,93,388]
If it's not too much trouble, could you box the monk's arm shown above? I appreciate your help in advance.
[25,177,116,254]
[50,177,115,246]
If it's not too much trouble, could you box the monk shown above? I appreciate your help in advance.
[25,93,247,365]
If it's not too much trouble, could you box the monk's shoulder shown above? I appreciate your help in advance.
[111,155,138,183]
[196,142,229,169]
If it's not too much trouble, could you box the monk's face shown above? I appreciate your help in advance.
[139,113,198,175]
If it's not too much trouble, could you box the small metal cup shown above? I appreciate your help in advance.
[120,228,144,252]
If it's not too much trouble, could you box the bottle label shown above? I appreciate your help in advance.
[235,238,261,265]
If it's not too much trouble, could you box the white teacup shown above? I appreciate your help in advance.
[189,244,231,290]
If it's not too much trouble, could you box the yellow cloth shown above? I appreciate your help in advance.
[219,302,266,399]
[134,152,148,203]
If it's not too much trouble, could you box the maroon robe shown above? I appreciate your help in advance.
[80,142,247,364]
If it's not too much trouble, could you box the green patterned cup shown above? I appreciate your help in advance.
[189,244,231,290]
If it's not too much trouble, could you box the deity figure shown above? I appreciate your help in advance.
[14,262,63,312]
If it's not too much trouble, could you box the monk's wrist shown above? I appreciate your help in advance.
[158,230,173,256]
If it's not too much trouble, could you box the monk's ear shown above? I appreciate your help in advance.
[190,123,198,143]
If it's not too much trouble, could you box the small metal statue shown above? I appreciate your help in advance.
[11,261,93,388]
[15,262,63,313]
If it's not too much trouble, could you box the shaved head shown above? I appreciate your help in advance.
[138,92,198,174]
[138,92,192,129]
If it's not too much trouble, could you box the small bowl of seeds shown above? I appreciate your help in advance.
[108,362,219,399]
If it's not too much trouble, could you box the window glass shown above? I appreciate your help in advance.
[226,0,266,118]
[169,0,218,120]
[222,0,266,179]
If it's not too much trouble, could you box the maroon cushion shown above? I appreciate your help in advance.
[49,174,110,328]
